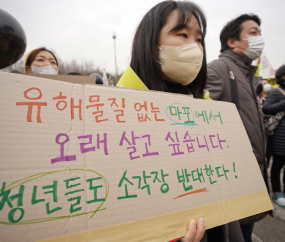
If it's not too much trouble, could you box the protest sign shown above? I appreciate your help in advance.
[0,72,272,242]
[255,52,276,79]
[25,74,96,84]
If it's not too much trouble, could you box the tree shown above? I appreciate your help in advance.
[1,58,25,73]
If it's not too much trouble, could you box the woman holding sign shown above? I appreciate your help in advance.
[117,1,244,242]
[25,47,59,75]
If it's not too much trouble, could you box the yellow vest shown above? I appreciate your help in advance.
[117,65,211,100]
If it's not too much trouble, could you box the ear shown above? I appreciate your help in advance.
[26,66,32,74]
[227,38,236,50]
[282,75,285,80]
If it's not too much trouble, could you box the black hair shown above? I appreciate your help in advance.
[131,0,207,98]
[256,81,263,97]
[96,79,103,85]
[90,73,104,85]
[220,14,261,52]
[276,65,285,85]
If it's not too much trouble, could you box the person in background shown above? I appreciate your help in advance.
[25,47,58,75]
[256,79,272,166]
[256,81,264,109]
[258,79,271,108]
[90,73,103,85]
[262,79,271,97]
[206,14,268,242]
[120,1,244,241]
[262,65,285,207]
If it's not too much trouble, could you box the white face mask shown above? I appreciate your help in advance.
[263,83,271,92]
[235,35,264,60]
[31,65,58,75]
[158,43,203,85]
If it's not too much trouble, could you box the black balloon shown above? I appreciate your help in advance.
[0,9,27,69]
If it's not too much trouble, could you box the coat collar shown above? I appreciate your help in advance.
[219,50,257,74]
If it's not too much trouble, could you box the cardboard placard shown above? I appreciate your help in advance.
[25,73,96,84]
[0,72,272,242]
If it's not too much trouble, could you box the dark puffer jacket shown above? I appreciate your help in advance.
[263,86,285,157]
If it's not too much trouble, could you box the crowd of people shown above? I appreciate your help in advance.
[1,1,285,242]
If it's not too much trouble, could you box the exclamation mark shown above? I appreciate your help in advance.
[233,162,237,179]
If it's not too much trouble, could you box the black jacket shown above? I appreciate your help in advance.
[263,86,285,157]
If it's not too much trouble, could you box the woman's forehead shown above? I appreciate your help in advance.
[166,9,200,31]
[36,51,55,60]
